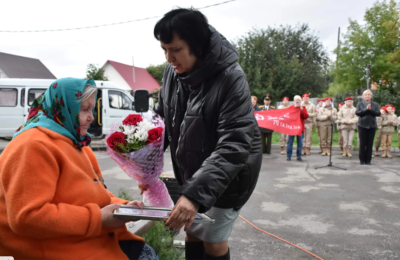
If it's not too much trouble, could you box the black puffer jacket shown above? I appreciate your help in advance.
[356,101,381,129]
[154,26,262,213]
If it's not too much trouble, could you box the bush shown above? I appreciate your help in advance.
[142,222,183,260]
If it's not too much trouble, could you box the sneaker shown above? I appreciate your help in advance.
[287,157,291,161]
[297,157,302,161]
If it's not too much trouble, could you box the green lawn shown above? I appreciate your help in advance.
[271,128,399,147]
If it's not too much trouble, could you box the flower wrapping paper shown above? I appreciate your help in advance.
[106,113,174,208]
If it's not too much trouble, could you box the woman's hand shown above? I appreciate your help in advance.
[126,200,144,209]
[165,195,200,232]
[101,204,129,229]
[366,104,371,110]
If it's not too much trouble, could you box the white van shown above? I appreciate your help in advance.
[0,78,153,138]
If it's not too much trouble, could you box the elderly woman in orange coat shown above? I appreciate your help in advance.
[0,78,158,260]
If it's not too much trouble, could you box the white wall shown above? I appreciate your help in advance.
[0,68,9,78]
[102,63,131,90]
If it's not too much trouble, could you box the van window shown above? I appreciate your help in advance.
[108,91,132,110]
[21,88,25,107]
[28,89,46,106]
[0,88,17,107]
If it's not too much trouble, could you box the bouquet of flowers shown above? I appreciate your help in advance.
[106,113,174,208]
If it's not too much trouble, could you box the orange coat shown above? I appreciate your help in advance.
[0,127,143,260]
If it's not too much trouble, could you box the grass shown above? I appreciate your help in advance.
[271,128,399,147]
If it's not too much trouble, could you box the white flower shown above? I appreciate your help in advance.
[122,124,136,136]
[134,128,148,141]
[137,121,155,132]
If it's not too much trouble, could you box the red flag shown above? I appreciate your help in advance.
[255,107,302,136]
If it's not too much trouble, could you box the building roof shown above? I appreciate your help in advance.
[0,52,56,79]
[106,60,160,93]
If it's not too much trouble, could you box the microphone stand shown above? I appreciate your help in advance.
[315,103,347,170]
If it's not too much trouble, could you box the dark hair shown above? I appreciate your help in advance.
[154,8,211,58]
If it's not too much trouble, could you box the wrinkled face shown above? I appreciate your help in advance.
[363,91,372,102]
[338,105,343,110]
[264,99,271,106]
[252,97,257,107]
[282,99,289,106]
[303,96,309,103]
[380,109,386,115]
[319,101,324,106]
[80,94,95,137]
[387,106,393,113]
[161,32,198,74]
[346,100,352,107]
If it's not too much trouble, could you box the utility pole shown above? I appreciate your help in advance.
[366,64,370,89]
[336,27,340,67]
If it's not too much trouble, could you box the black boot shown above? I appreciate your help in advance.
[185,241,205,260]
[205,248,230,260]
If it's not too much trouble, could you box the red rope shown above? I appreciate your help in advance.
[239,215,324,260]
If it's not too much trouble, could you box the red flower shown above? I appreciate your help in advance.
[147,127,163,144]
[107,132,127,150]
[76,91,82,98]
[122,114,143,126]
[52,83,57,89]
[27,107,40,121]
[60,98,65,107]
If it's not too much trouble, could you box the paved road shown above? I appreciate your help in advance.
[95,147,400,260]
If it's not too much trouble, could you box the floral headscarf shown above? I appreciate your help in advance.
[13,78,97,147]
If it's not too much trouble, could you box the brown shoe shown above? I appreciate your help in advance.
[347,149,353,157]
[381,150,387,158]
[342,148,347,157]
[375,148,379,156]
[387,150,393,158]
[306,147,311,156]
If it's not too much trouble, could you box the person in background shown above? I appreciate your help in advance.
[252,96,261,111]
[278,97,290,155]
[315,98,326,154]
[374,108,386,157]
[338,97,358,157]
[381,105,397,158]
[317,97,337,156]
[337,103,344,154]
[301,94,316,156]
[259,94,275,154]
[356,89,381,165]
[286,95,309,161]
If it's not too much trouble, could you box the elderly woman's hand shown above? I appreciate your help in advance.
[165,195,199,232]
[366,104,371,110]
[101,204,129,229]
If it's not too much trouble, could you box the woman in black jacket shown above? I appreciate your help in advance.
[152,8,262,260]
[356,89,381,165]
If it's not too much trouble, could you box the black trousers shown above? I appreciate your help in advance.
[261,132,272,154]
[358,126,376,163]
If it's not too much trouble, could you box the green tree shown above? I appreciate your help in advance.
[330,0,400,94]
[86,64,108,81]
[235,24,329,104]
[147,62,167,85]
